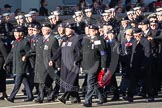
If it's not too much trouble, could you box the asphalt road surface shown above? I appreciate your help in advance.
[1,76,162,108]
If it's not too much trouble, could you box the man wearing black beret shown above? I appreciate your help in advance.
[4,26,33,103]
[22,23,59,103]
[123,28,154,102]
[81,24,108,107]
[49,22,82,104]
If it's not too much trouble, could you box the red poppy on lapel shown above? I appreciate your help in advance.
[125,42,132,47]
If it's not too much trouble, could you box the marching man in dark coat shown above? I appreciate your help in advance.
[49,23,82,104]
[0,38,8,100]
[23,23,59,103]
[4,27,33,103]
[123,28,153,102]
[81,25,108,107]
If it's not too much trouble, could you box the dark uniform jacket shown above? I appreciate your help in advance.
[82,35,108,74]
[0,39,8,92]
[52,34,82,92]
[130,37,151,74]
[5,38,31,75]
[27,34,59,83]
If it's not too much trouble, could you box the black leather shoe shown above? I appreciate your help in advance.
[46,97,55,102]
[97,98,107,105]
[123,96,133,103]
[58,98,66,104]
[83,103,92,107]
[111,96,120,101]
[23,98,33,102]
[147,98,155,102]
[34,99,43,103]
[0,97,5,100]
[7,97,14,103]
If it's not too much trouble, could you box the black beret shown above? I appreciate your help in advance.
[133,28,142,34]
[28,23,34,28]
[121,17,129,21]
[12,27,24,32]
[130,20,138,24]
[141,19,150,25]
[41,23,51,28]
[150,20,158,24]
[89,24,98,30]
[57,23,65,28]
[65,23,75,29]
[33,24,41,29]
[103,22,110,26]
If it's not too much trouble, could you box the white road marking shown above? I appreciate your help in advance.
[1,102,61,108]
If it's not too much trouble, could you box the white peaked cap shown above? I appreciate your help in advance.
[109,8,115,12]
[102,12,109,16]
[84,8,92,12]
[48,15,56,19]
[51,11,60,16]
[29,11,37,15]
[2,12,10,17]
[156,8,162,12]
[15,15,24,19]
[156,12,162,16]
[127,11,134,15]
[133,7,141,10]
[75,11,82,16]
[104,9,111,13]
[24,13,32,17]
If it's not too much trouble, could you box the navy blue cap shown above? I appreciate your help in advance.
[12,27,24,32]
[133,28,142,34]
[89,24,98,30]
[28,23,34,28]
[57,23,65,28]
[33,24,41,29]
[141,19,150,25]
[102,22,111,26]
[41,23,51,28]
[65,23,75,29]
[121,17,129,21]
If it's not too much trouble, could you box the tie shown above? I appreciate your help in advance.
[43,37,46,43]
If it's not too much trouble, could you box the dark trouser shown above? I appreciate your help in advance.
[128,67,154,98]
[108,74,119,97]
[81,74,87,96]
[84,73,103,104]
[27,68,39,93]
[37,83,45,101]
[47,71,60,100]
[9,74,33,100]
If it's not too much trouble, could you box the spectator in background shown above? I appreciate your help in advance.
[4,4,12,13]
[55,5,63,15]
[14,8,21,16]
[91,0,103,14]
[77,0,87,11]
[148,1,157,12]
[155,0,162,7]
[39,0,49,16]
[116,6,125,14]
